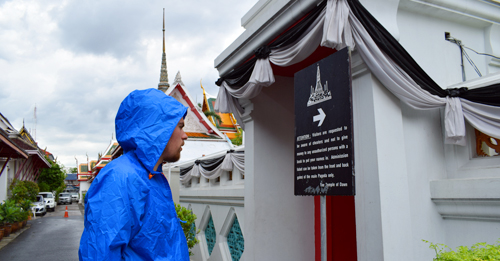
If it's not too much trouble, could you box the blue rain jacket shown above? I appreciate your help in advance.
[79,88,189,261]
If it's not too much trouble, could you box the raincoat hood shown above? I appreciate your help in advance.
[115,88,187,173]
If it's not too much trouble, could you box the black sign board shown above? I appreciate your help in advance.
[294,48,354,196]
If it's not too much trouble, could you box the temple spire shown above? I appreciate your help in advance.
[158,8,170,92]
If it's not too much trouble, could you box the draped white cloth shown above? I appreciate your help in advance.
[346,1,500,144]
[215,0,500,143]
[180,153,245,184]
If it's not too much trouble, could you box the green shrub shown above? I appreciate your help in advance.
[175,204,200,256]
[424,239,500,260]
[9,179,39,203]
[24,181,39,201]
[55,185,65,201]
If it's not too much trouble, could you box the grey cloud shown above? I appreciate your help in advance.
[1,0,257,167]
[55,1,251,59]
[56,1,156,58]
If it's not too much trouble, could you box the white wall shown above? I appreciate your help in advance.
[0,159,20,203]
[398,9,489,87]
[396,2,500,255]
[352,68,418,260]
[79,181,91,204]
[245,75,315,261]
[179,162,245,261]
[445,219,500,249]
[352,54,500,260]
[0,160,10,203]
[188,203,245,261]
[400,102,448,259]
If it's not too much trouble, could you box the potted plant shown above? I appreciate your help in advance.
[0,202,12,237]
[19,199,32,227]
[0,210,4,241]
[1,199,21,233]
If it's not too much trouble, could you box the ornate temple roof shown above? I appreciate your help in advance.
[202,88,240,139]
[0,114,50,167]
[165,73,225,140]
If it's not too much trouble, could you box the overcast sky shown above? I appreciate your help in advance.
[0,0,257,169]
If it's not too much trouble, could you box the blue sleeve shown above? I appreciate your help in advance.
[79,167,148,260]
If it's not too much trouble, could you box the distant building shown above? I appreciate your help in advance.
[0,113,51,202]
[64,173,78,189]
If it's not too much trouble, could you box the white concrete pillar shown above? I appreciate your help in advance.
[353,69,415,260]
[164,165,180,205]
[243,76,315,261]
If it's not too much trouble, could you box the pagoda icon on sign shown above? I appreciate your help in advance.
[307,64,331,107]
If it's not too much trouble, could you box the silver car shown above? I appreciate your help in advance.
[58,193,72,205]
[70,192,79,202]
[32,195,47,216]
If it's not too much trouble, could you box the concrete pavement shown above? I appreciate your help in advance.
[0,203,84,261]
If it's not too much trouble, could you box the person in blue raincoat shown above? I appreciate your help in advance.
[79,88,190,260]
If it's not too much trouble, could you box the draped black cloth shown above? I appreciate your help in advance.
[217,0,327,88]
[180,155,225,176]
[347,0,500,106]
[217,0,500,107]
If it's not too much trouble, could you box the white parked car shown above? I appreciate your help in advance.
[38,192,56,212]
[32,195,47,216]
[70,192,79,202]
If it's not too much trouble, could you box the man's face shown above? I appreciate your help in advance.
[161,118,188,163]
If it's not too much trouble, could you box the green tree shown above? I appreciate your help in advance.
[231,129,243,146]
[38,182,50,193]
[38,160,66,192]
[68,167,78,174]
[203,111,222,126]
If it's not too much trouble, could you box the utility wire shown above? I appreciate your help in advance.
[463,46,500,60]
[462,47,482,77]
[445,33,493,80]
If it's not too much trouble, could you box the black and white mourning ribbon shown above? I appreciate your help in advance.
[216,1,327,89]
[348,0,500,107]
[180,150,245,184]
[214,0,500,145]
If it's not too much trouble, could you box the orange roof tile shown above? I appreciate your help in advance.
[186,132,210,138]
[225,132,238,139]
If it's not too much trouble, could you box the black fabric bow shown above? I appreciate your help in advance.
[445,87,468,97]
[215,78,224,86]
[254,46,271,59]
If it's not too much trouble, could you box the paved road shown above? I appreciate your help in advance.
[0,202,84,261]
